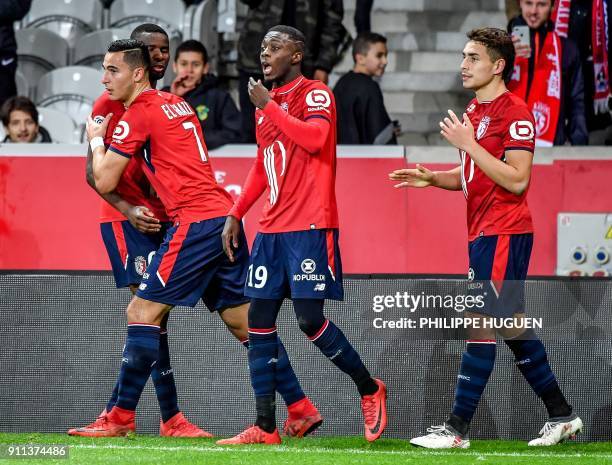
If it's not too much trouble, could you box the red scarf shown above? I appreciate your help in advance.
[551,0,572,37]
[508,29,562,146]
[592,0,611,114]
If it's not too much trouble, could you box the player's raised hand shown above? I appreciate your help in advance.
[248,77,271,109]
[389,164,435,188]
[126,206,161,234]
[86,113,113,141]
[222,215,241,262]
[439,109,475,151]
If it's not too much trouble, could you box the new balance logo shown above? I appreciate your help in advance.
[121,357,129,364]
[516,358,531,365]
[457,374,471,381]
[314,283,326,291]
[267,358,278,364]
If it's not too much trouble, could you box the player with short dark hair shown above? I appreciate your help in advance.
[70,25,211,438]
[217,25,388,446]
[390,27,581,448]
[76,35,317,438]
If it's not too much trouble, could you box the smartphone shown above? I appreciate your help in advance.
[512,25,530,47]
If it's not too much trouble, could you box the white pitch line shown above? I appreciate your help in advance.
[70,444,612,459]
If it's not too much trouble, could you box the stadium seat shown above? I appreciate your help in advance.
[73,28,131,68]
[37,107,78,143]
[24,0,103,47]
[15,70,29,99]
[15,28,69,100]
[36,66,103,130]
[216,0,237,34]
[109,0,185,39]
[185,0,219,70]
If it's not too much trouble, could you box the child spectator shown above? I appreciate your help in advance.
[333,32,398,145]
[165,40,241,149]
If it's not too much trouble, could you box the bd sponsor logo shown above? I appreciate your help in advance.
[113,120,130,141]
[305,89,331,113]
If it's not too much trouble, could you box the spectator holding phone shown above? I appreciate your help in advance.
[507,0,588,146]
[333,32,399,145]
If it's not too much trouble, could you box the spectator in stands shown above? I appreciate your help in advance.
[165,40,241,150]
[0,0,32,107]
[507,0,588,146]
[237,0,348,142]
[1,96,51,143]
[333,32,398,145]
[569,0,612,145]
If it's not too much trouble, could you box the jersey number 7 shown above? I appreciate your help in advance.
[183,121,207,162]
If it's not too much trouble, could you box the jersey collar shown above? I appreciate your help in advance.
[271,75,304,96]
[478,89,509,104]
[126,87,156,107]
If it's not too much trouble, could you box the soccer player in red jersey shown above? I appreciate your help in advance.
[218,26,387,445]
[390,28,581,448]
[77,38,316,437]
[70,24,211,438]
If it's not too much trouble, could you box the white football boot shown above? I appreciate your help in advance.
[410,424,470,449]
[528,415,583,446]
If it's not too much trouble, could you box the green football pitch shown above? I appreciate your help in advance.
[1,433,611,465]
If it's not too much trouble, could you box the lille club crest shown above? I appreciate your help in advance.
[532,102,551,136]
[134,256,147,276]
[476,116,490,140]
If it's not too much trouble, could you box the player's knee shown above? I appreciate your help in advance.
[297,315,322,338]
[465,314,495,341]
[126,297,169,325]
[220,304,248,330]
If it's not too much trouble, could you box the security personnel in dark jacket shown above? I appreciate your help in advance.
[237,0,348,142]
[0,0,32,106]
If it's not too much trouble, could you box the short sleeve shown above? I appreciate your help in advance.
[503,104,536,152]
[302,82,334,123]
[108,106,148,159]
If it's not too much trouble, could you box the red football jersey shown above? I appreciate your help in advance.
[108,89,233,223]
[230,76,339,232]
[91,92,168,223]
[461,91,535,240]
